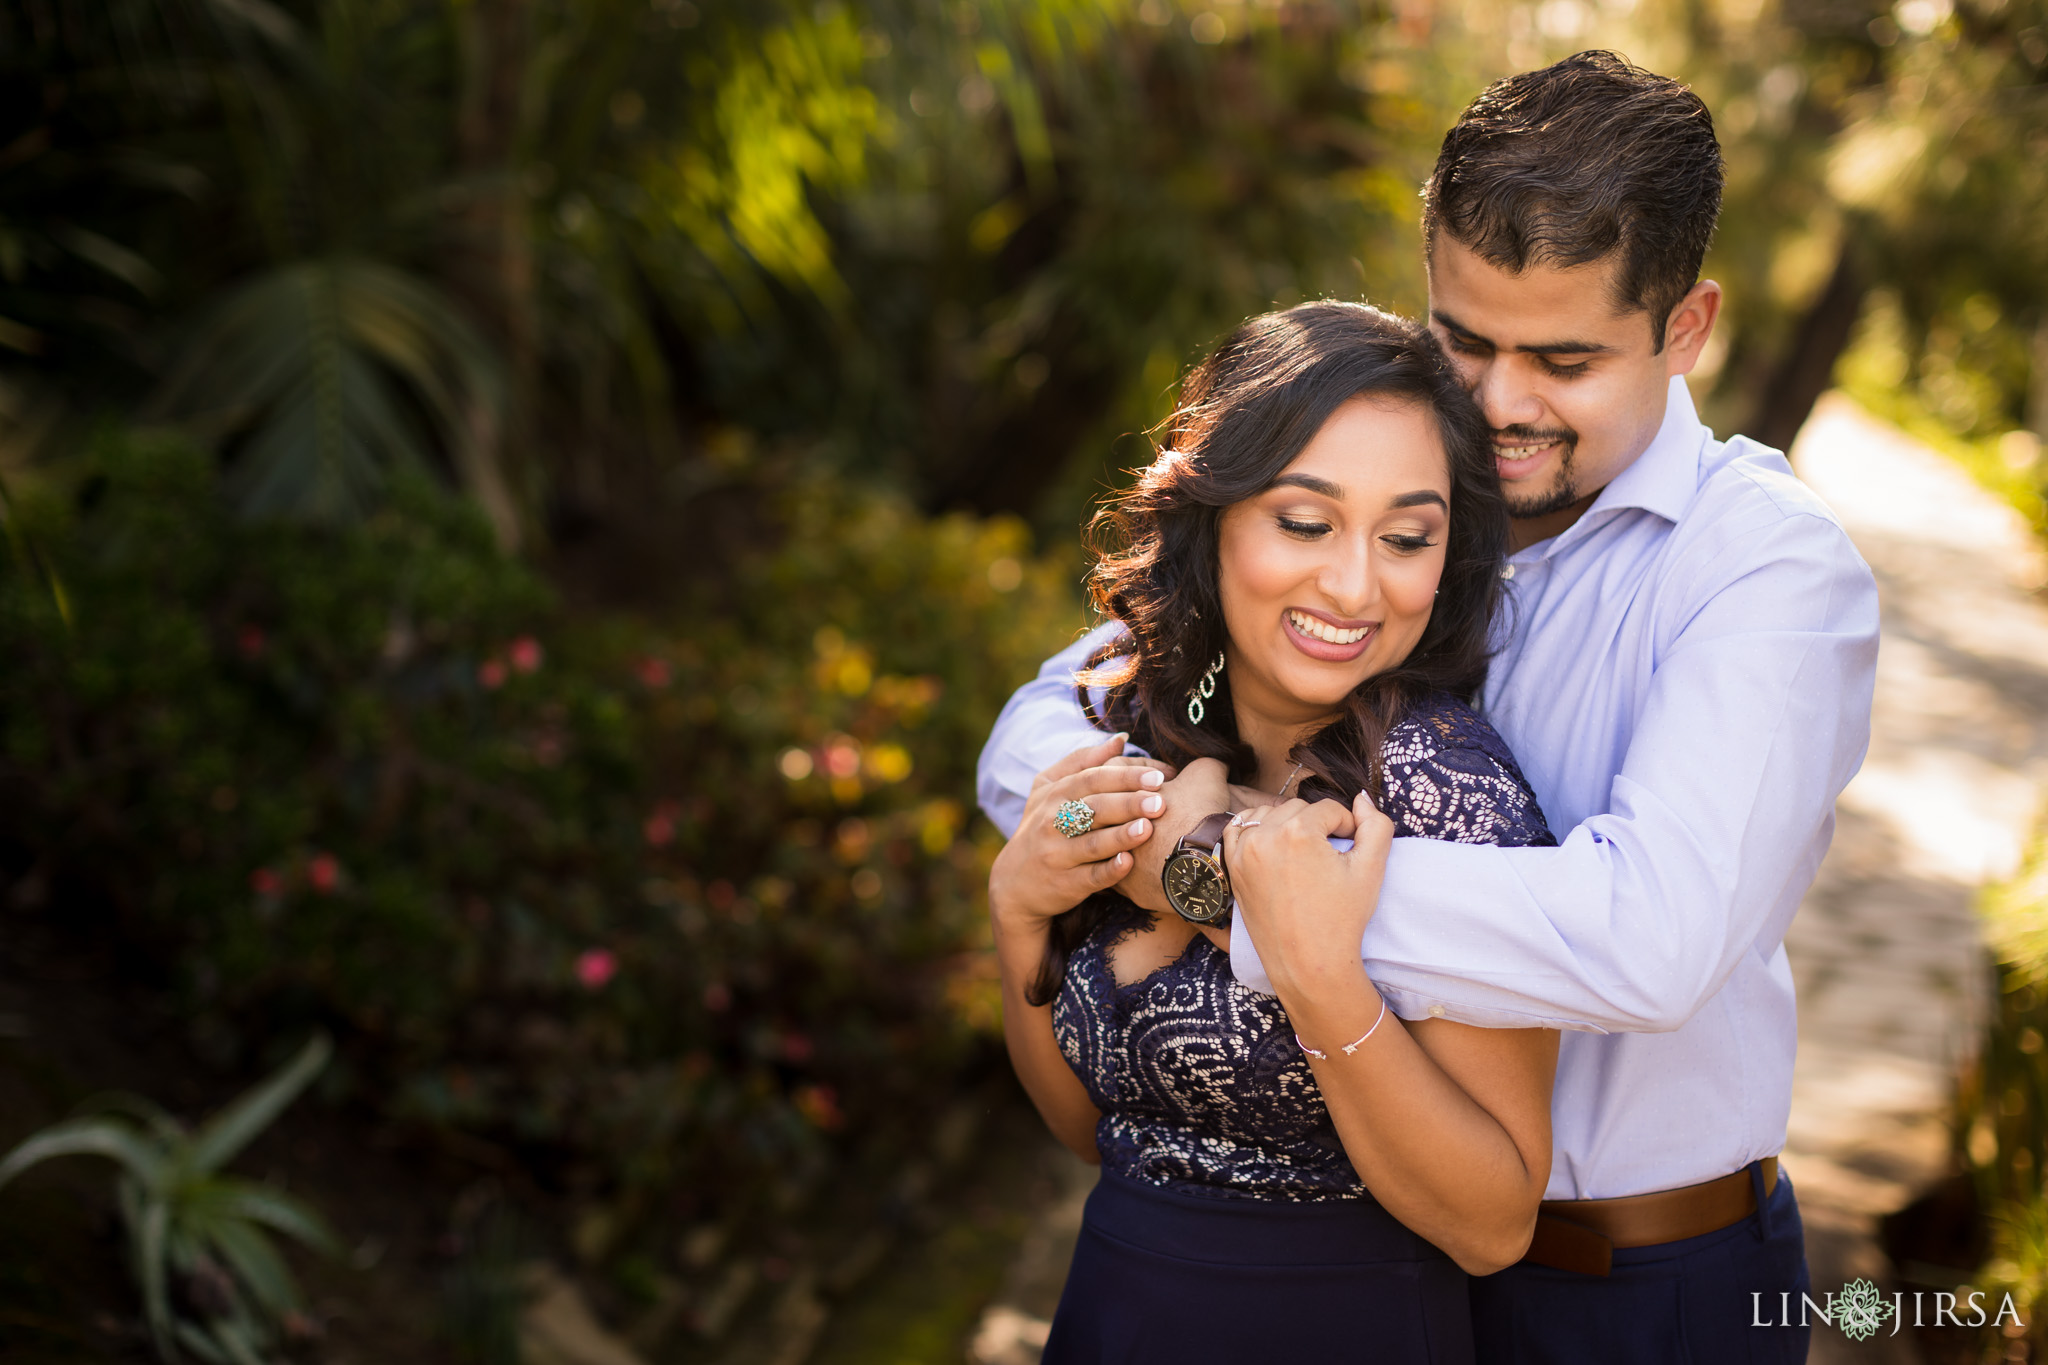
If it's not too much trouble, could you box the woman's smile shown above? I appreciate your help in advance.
[1284,607,1378,661]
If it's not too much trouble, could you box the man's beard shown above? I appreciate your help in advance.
[1496,425,1581,520]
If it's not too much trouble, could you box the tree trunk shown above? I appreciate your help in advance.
[1746,244,1868,454]
[2029,315,2048,447]
[449,0,534,550]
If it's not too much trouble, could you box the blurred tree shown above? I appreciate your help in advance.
[0,0,1429,569]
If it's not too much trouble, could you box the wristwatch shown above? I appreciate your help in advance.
[1162,812,1234,926]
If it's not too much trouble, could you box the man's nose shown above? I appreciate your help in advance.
[1472,357,1545,430]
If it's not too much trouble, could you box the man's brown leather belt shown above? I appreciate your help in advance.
[1520,1157,1779,1277]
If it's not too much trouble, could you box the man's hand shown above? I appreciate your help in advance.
[1222,792,1392,998]
[988,734,1167,932]
[1119,756,1230,913]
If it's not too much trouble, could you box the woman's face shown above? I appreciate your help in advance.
[1215,395,1451,729]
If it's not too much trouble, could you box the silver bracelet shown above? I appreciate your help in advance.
[1294,993,1388,1060]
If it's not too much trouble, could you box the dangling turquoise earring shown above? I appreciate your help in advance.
[1187,651,1225,725]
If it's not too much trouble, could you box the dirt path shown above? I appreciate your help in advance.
[967,393,2048,1363]
[1786,394,2048,1361]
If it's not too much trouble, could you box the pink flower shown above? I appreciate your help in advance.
[636,657,672,689]
[478,658,507,689]
[237,625,265,659]
[780,1032,814,1064]
[509,636,543,674]
[249,867,281,896]
[307,853,340,895]
[575,948,618,990]
[643,801,678,847]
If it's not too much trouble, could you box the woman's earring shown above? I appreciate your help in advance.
[1187,651,1225,725]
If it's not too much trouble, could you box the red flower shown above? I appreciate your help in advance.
[478,658,507,689]
[509,636,543,674]
[249,867,281,896]
[643,802,679,847]
[636,656,672,689]
[237,625,265,659]
[307,853,340,895]
[703,982,732,1013]
[780,1032,814,1064]
[575,948,617,990]
[794,1084,842,1130]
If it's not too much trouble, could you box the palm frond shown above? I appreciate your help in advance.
[148,261,513,544]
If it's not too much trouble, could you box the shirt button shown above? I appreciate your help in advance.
[1501,564,1517,580]
[1429,1005,1446,1018]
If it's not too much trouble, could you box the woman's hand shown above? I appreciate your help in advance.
[989,733,1166,934]
[1223,793,1554,1273]
[1222,791,1392,1000]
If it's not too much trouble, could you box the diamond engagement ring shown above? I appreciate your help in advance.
[1053,799,1096,838]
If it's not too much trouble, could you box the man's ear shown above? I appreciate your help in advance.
[1662,279,1723,377]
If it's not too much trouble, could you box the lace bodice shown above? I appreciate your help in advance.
[1051,693,1555,1201]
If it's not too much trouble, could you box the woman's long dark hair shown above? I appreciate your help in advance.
[1025,300,1509,1006]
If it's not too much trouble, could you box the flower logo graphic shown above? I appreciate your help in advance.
[1835,1278,1895,1342]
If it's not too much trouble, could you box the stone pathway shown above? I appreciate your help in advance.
[1787,394,2048,1362]
[967,393,2048,1363]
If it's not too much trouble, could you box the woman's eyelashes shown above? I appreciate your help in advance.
[1276,515,1330,540]
[1275,514,1440,551]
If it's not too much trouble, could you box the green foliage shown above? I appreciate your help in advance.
[2,0,1430,536]
[146,258,511,541]
[0,1035,337,1364]
[0,426,1083,1260]
[1957,833,2048,1354]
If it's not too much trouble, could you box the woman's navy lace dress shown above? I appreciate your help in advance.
[1041,694,1554,1364]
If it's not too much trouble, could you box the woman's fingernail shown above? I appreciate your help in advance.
[1130,819,1148,837]
[1112,731,1130,744]
[1141,769,1164,789]
[1142,795,1163,816]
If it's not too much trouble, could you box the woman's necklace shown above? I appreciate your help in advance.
[1277,761,1305,800]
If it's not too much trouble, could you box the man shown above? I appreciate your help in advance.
[976,51,1879,1362]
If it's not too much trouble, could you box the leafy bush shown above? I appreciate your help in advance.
[0,427,1082,1245]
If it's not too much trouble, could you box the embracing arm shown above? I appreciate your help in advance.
[1235,511,1880,1032]
[977,623,1129,839]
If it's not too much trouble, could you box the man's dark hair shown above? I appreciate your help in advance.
[1422,50,1724,352]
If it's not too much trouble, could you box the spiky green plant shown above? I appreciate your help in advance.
[0,1034,339,1364]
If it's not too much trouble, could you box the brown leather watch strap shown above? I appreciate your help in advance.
[1522,1158,1780,1277]
[1180,811,1233,857]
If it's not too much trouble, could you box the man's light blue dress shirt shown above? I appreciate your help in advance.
[975,377,1880,1200]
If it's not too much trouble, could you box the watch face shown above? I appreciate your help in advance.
[1164,850,1231,925]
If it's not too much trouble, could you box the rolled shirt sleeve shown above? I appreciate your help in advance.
[976,622,1127,838]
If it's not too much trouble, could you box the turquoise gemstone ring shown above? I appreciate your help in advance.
[1053,799,1096,838]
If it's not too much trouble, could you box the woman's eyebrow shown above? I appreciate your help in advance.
[1270,473,1343,498]
[1389,490,1447,510]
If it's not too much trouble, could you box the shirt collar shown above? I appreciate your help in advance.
[1518,376,1707,561]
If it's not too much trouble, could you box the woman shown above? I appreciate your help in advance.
[987,301,1558,1362]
